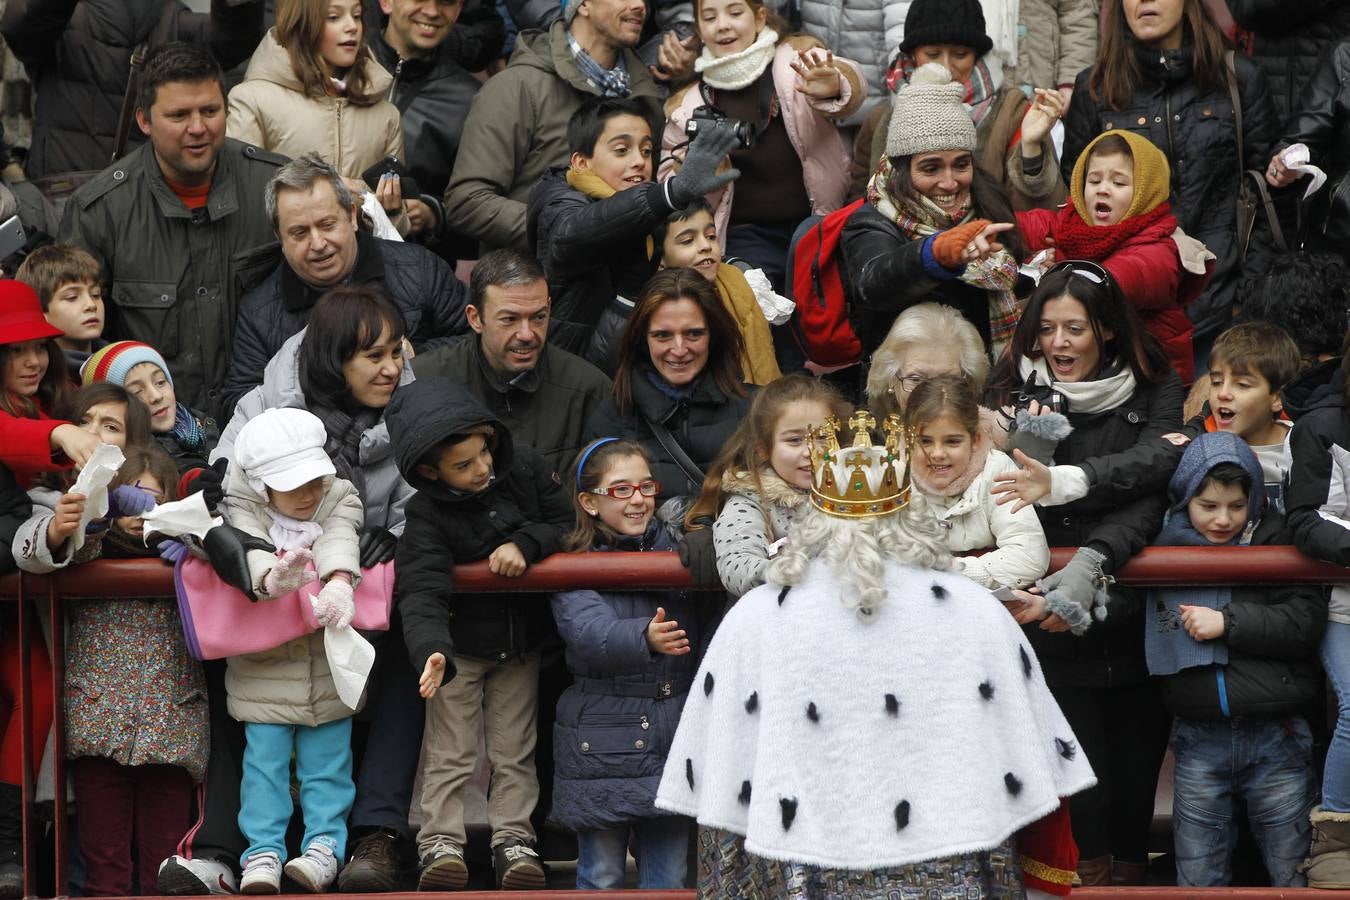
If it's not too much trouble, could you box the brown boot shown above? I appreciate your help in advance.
[1111,859,1149,885]
[1304,806,1350,889]
[1076,855,1112,886]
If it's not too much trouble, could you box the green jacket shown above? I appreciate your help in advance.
[442,21,664,253]
[410,336,611,476]
[59,138,286,418]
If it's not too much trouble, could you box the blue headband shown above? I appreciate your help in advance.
[576,437,620,483]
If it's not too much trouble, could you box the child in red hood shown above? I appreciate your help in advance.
[1016,129,1213,384]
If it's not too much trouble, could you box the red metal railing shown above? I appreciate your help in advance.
[2,546,1347,899]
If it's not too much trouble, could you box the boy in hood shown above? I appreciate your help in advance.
[386,377,571,891]
[1145,431,1324,887]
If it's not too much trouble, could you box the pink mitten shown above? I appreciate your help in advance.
[260,548,316,598]
[312,579,355,629]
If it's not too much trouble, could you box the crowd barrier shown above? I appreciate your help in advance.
[1,546,1347,899]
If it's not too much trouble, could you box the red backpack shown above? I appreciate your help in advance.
[790,198,866,369]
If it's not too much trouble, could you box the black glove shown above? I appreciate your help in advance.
[359,527,398,569]
[677,526,722,589]
[186,458,229,510]
[184,461,229,510]
[203,525,276,602]
[667,121,742,208]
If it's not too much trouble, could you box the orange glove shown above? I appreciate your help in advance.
[930,219,993,269]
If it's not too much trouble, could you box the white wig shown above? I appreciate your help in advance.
[766,495,953,617]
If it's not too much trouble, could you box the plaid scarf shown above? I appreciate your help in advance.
[865,156,1022,355]
[171,403,206,452]
[886,53,999,127]
[567,30,631,97]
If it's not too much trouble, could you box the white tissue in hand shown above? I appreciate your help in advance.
[1280,143,1328,200]
[360,193,404,242]
[325,626,375,709]
[743,267,794,326]
[69,443,125,552]
[139,492,223,543]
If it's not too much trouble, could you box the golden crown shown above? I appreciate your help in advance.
[808,410,913,519]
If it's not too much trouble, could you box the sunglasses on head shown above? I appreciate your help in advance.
[1045,259,1115,288]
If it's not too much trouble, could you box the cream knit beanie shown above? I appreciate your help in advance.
[885,63,977,159]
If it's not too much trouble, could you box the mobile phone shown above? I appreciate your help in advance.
[0,216,27,261]
[361,156,421,199]
[990,586,1017,604]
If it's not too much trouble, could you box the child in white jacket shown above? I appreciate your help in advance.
[221,407,364,894]
[904,375,1050,590]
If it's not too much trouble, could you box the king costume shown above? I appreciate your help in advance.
[654,411,1096,897]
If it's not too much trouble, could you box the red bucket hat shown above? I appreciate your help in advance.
[0,280,63,345]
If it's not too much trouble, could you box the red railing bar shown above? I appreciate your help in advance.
[0,546,1346,601]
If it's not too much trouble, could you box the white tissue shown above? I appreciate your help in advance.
[325,626,375,709]
[744,267,794,326]
[1020,247,1057,283]
[1280,143,1328,200]
[69,443,124,552]
[140,491,223,542]
[360,194,404,242]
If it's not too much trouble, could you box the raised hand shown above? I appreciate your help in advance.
[646,607,692,655]
[792,48,843,100]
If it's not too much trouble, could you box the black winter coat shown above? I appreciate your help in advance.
[583,370,754,504]
[154,406,219,474]
[1014,370,1185,687]
[1062,46,1279,339]
[388,379,572,679]
[527,168,669,370]
[222,232,470,415]
[838,202,993,359]
[368,27,482,261]
[1274,40,1350,254]
[0,463,32,576]
[3,0,263,178]
[1229,0,1350,122]
[1160,511,1326,720]
[441,0,508,73]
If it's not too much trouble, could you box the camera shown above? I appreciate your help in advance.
[1015,372,1067,415]
[685,105,756,149]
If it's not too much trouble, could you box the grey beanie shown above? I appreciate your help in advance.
[885,63,977,159]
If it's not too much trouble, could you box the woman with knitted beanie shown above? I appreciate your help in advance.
[839,62,1026,373]
[659,0,867,293]
[1014,130,1215,384]
[848,0,1068,210]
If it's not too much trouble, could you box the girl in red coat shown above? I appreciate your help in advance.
[0,281,103,485]
[1015,129,1213,384]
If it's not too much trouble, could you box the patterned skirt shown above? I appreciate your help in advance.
[696,826,1026,899]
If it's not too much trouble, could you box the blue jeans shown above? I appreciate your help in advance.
[238,718,354,864]
[1323,620,1350,812]
[575,817,689,889]
[1171,716,1316,887]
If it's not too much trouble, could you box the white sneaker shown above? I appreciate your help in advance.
[283,844,339,893]
[157,856,239,895]
[239,853,282,895]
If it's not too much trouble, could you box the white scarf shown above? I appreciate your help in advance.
[695,26,778,90]
[268,510,325,552]
[1019,355,1138,415]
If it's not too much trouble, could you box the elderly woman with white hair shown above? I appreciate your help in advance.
[655,411,1094,898]
[865,302,989,419]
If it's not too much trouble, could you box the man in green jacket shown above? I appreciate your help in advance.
[442,0,668,254]
[411,248,611,477]
[60,41,285,419]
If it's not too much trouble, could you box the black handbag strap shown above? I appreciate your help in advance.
[645,417,706,490]
[1225,51,1289,254]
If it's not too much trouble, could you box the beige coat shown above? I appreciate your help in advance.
[227,29,404,178]
[221,466,365,726]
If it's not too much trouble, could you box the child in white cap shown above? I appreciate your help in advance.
[221,407,365,894]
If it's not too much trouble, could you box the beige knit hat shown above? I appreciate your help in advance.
[885,63,977,159]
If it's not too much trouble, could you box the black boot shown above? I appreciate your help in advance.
[0,782,24,899]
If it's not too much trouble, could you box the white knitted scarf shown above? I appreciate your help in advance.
[695,27,778,90]
[268,510,324,552]
[1018,355,1138,415]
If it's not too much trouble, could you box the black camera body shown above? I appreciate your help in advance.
[684,105,756,149]
[1015,372,1067,415]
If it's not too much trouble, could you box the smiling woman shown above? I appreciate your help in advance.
[226,0,405,178]
[583,268,754,505]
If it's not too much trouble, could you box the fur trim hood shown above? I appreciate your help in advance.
[721,467,809,509]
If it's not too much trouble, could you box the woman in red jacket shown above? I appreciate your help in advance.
[1014,129,1213,384]
[0,281,103,484]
